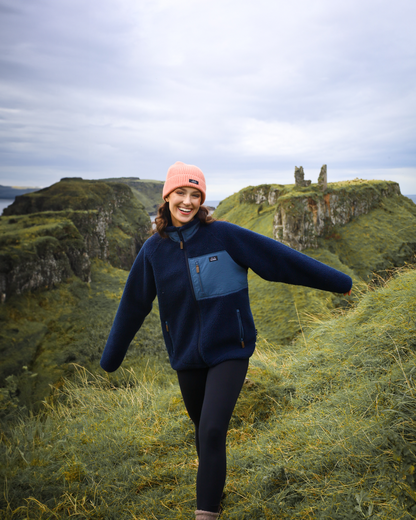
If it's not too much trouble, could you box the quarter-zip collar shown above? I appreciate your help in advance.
[166,219,200,243]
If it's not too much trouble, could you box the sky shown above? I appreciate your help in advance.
[0,0,415,200]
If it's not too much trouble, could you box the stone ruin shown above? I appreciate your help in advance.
[294,166,311,187]
[294,165,327,190]
[318,165,327,190]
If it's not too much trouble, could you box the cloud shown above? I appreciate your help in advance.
[0,0,415,197]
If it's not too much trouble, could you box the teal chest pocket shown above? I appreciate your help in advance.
[188,251,248,300]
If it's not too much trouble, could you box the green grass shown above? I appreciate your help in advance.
[320,195,416,280]
[1,267,416,519]
[0,259,165,412]
[0,213,85,271]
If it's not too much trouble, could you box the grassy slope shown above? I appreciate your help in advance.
[214,184,416,345]
[0,259,166,410]
[1,267,415,519]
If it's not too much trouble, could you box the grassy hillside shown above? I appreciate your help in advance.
[214,182,416,345]
[0,259,165,411]
[100,177,164,213]
[1,266,415,519]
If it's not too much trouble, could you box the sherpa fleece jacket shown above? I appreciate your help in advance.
[100,219,352,372]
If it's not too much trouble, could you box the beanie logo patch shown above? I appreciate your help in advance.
[209,256,218,262]
[189,179,199,185]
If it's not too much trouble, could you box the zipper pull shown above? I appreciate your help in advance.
[196,264,200,273]
[241,340,245,348]
[180,241,183,249]
[165,323,169,332]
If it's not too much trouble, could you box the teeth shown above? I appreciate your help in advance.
[179,208,191,213]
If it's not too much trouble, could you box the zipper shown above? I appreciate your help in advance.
[195,261,204,294]
[236,309,245,348]
[177,230,205,362]
[165,321,174,354]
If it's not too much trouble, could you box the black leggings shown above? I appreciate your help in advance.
[177,359,249,512]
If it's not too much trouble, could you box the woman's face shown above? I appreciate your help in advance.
[166,186,202,227]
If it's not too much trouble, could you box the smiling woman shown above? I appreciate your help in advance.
[100,160,353,519]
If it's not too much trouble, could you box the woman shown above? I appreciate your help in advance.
[100,161,352,519]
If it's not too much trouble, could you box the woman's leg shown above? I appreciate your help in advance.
[197,359,248,512]
[177,367,209,457]
[177,359,249,513]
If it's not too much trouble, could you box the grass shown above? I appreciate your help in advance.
[0,259,165,412]
[1,266,416,519]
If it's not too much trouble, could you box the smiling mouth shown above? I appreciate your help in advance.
[178,207,192,214]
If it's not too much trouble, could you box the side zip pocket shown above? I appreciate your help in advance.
[165,322,175,355]
[236,309,245,348]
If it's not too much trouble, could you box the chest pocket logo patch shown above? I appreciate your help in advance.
[189,250,247,300]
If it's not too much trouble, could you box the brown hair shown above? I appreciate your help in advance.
[153,202,215,238]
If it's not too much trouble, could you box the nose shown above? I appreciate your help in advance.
[183,193,192,205]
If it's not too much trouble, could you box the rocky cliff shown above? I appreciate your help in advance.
[99,177,164,213]
[0,179,150,301]
[236,179,403,250]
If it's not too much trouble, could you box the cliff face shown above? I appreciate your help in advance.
[237,180,402,250]
[0,179,150,301]
[99,177,164,213]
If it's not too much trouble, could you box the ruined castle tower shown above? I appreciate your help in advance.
[294,166,311,187]
[318,165,327,190]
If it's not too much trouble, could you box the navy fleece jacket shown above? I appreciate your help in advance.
[100,219,352,372]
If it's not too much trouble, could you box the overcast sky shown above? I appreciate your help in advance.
[1,0,415,200]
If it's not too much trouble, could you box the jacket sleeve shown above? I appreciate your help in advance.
[100,244,157,372]
[215,222,352,294]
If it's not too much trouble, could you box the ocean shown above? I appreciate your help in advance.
[0,199,14,215]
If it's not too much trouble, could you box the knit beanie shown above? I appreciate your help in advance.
[163,161,206,204]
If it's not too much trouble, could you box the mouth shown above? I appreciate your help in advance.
[178,207,192,215]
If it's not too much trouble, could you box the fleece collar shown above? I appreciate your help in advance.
[166,219,200,243]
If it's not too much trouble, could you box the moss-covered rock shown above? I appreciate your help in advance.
[0,179,151,299]
[274,179,402,250]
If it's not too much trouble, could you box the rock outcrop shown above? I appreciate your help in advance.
[0,179,150,301]
[273,180,401,250]
[318,165,327,191]
[234,179,403,251]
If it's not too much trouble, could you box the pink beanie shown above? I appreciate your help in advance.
[163,161,206,204]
